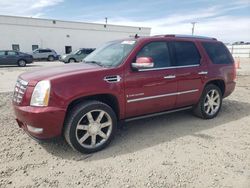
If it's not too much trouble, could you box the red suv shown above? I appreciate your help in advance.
[13,35,236,153]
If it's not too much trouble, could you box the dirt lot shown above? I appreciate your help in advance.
[0,61,250,188]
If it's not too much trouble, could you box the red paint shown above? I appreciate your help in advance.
[13,35,236,139]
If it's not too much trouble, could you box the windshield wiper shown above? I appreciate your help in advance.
[83,60,104,67]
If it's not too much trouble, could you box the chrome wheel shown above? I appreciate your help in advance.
[75,110,112,149]
[204,89,221,116]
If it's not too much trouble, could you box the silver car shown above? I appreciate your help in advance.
[59,48,95,63]
[31,48,58,61]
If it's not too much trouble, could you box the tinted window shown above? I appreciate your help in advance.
[202,42,233,64]
[85,49,94,54]
[0,51,5,56]
[137,42,172,68]
[39,49,52,53]
[171,41,200,66]
[7,51,18,55]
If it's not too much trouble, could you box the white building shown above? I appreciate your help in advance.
[0,15,151,55]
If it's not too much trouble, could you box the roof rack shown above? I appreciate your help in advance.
[154,34,217,40]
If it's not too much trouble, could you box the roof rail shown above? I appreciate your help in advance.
[154,34,217,40]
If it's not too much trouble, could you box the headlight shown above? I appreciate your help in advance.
[30,80,51,106]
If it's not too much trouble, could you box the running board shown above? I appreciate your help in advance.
[125,106,193,122]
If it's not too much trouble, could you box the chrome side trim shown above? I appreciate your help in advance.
[127,89,199,103]
[125,106,193,122]
[198,71,208,75]
[138,64,199,72]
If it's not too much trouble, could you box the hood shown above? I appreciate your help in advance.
[19,63,103,86]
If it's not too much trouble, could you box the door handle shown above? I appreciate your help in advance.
[198,71,208,75]
[164,75,176,79]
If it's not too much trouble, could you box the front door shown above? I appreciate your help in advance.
[124,41,177,118]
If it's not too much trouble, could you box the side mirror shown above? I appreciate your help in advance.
[132,57,154,70]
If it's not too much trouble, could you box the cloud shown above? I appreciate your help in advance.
[93,4,250,43]
[0,0,63,17]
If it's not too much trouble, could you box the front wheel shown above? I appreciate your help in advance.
[64,101,117,153]
[193,84,222,119]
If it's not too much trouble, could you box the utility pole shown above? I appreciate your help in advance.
[105,17,108,25]
[191,22,197,35]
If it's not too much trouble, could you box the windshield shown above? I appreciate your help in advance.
[83,40,136,67]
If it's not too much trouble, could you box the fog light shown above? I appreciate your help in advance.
[27,125,43,134]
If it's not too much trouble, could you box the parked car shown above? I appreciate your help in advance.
[59,48,95,63]
[0,50,33,67]
[13,34,236,153]
[30,48,58,61]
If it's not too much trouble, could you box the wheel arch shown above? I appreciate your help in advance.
[65,93,120,120]
[204,79,225,96]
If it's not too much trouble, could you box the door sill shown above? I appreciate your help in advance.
[124,106,192,122]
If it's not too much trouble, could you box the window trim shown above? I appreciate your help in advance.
[138,64,199,72]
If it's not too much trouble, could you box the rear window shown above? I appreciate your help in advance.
[202,42,233,64]
[171,41,201,66]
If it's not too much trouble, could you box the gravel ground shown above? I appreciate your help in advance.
[0,75,250,187]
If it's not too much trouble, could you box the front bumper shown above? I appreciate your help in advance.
[13,104,66,139]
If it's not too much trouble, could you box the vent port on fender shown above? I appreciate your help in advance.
[104,75,122,83]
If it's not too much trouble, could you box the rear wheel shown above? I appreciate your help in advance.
[193,84,222,119]
[48,55,54,61]
[17,60,26,67]
[68,58,76,63]
[64,101,117,153]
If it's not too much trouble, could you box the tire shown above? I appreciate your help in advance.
[68,58,76,63]
[64,101,117,153]
[193,84,222,119]
[17,59,26,67]
[48,55,54,61]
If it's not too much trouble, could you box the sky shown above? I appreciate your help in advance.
[0,0,250,43]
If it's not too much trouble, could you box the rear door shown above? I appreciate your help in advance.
[6,51,19,64]
[125,41,177,118]
[169,41,207,107]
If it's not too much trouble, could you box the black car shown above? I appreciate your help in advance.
[0,50,33,67]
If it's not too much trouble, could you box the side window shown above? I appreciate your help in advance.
[171,41,201,66]
[202,42,233,64]
[0,51,6,56]
[86,49,94,54]
[7,51,17,55]
[136,42,172,68]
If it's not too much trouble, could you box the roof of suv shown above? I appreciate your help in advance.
[132,34,218,42]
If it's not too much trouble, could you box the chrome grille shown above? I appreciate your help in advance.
[13,78,28,104]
